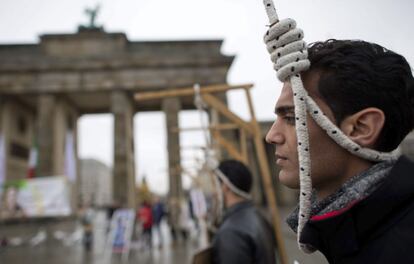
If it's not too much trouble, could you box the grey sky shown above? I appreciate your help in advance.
[1,0,413,194]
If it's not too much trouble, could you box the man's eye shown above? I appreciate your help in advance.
[284,116,296,124]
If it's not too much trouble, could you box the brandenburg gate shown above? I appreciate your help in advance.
[0,27,234,209]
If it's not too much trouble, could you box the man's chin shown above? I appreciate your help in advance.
[278,171,300,189]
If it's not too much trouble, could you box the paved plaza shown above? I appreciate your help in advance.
[0,208,327,264]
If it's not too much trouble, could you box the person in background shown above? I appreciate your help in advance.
[152,196,165,247]
[212,160,276,264]
[137,201,153,249]
[79,203,94,252]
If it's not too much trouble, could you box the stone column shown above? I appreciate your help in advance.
[111,91,136,208]
[162,97,182,232]
[2,98,35,181]
[55,99,80,209]
[36,95,57,177]
[53,101,67,176]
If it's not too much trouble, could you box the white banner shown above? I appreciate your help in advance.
[0,176,71,219]
[64,130,77,182]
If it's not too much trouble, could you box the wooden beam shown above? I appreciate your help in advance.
[240,129,248,163]
[211,130,246,163]
[210,108,223,161]
[244,88,289,264]
[171,123,239,133]
[134,83,253,101]
[201,93,254,135]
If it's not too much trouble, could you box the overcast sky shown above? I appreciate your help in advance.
[1,0,413,194]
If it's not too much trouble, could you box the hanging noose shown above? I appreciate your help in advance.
[262,0,313,252]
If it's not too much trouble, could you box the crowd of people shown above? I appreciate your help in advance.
[135,194,201,249]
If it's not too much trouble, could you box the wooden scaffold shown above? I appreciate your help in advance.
[134,83,288,264]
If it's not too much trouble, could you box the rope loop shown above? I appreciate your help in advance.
[264,18,310,82]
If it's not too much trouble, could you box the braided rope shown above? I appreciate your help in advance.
[263,0,313,252]
[193,84,224,222]
[194,84,211,147]
[214,169,252,200]
[193,84,252,223]
[262,0,398,253]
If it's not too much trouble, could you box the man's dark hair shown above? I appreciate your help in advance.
[307,39,414,151]
[218,159,253,193]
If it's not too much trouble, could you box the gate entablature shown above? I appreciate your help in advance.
[0,28,234,209]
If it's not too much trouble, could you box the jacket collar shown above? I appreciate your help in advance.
[287,160,394,233]
[301,156,414,260]
[354,156,414,240]
[223,200,252,221]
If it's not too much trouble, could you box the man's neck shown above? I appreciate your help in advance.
[225,194,246,208]
[316,158,373,201]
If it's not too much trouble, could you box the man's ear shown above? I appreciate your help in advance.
[339,107,385,148]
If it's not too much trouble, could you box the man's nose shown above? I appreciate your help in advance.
[265,120,284,145]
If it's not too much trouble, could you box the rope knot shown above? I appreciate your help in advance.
[264,18,310,82]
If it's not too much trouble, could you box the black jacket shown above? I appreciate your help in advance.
[212,201,276,264]
[301,156,414,264]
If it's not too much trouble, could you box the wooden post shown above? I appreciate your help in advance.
[240,129,248,164]
[244,88,288,264]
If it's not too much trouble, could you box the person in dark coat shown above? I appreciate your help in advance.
[212,160,276,264]
[152,197,165,247]
[265,38,414,263]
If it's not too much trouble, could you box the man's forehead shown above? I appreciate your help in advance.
[276,81,294,108]
[275,72,322,108]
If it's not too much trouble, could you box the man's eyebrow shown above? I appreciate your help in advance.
[274,105,295,115]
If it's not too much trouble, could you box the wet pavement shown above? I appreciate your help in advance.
[0,210,204,264]
[0,208,328,264]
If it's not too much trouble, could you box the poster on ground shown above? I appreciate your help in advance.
[105,208,135,261]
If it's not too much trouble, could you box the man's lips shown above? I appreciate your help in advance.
[275,153,288,165]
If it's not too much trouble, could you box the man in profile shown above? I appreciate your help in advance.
[265,37,414,263]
